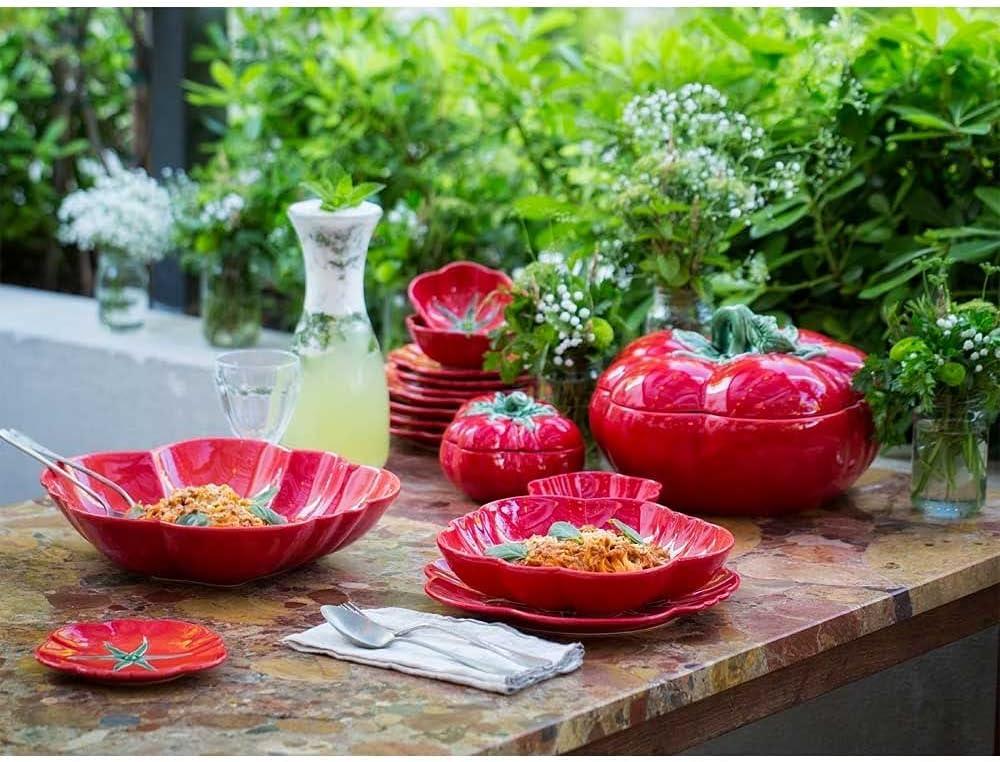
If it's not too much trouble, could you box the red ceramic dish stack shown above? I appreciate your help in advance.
[387,345,534,448]
[391,262,531,448]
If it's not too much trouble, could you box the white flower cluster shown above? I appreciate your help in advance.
[534,280,595,368]
[201,192,246,231]
[622,84,766,158]
[386,200,428,244]
[941,313,1000,374]
[613,83,803,230]
[57,152,173,264]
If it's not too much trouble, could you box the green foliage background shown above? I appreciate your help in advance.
[3,7,998,352]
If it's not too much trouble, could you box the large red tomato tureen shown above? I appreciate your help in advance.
[590,305,877,516]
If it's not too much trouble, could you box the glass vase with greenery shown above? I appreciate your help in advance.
[486,251,620,461]
[170,154,300,348]
[854,262,1000,517]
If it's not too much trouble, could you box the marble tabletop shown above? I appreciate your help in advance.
[1,445,998,754]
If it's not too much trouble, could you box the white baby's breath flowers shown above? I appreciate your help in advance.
[58,152,173,264]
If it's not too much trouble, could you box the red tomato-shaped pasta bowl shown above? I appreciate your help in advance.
[436,494,734,615]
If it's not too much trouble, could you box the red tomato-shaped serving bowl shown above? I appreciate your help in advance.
[590,305,877,516]
[407,261,512,333]
[436,494,734,615]
[439,392,585,502]
[40,437,400,585]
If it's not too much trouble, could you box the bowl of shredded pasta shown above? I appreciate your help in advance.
[437,495,734,615]
[40,437,400,585]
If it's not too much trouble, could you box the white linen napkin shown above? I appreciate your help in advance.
[282,606,584,694]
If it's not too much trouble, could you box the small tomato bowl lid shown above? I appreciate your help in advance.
[443,391,584,453]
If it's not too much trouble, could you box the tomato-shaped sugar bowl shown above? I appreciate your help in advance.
[440,391,585,502]
[589,305,878,516]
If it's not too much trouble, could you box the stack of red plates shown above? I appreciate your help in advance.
[387,344,533,447]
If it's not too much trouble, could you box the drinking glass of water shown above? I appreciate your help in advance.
[214,350,301,443]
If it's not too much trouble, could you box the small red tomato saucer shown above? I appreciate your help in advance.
[423,560,740,635]
[35,619,227,684]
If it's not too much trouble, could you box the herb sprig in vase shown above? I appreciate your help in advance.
[854,264,1000,517]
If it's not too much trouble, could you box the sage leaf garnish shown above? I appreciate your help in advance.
[177,511,211,527]
[548,521,583,542]
[248,485,285,524]
[248,503,287,525]
[126,505,145,519]
[485,542,528,561]
[610,518,645,545]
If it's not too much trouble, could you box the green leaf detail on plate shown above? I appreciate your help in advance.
[126,505,146,519]
[548,521,583,542]
[609,518,645,545]
[176,511,211,526]
[104,636,156,672]
[485,541,528,561]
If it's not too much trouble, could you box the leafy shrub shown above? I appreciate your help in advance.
[0,9,135,291]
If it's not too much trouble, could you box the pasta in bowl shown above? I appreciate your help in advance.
[437,495,734,616]
[40,437,400,585]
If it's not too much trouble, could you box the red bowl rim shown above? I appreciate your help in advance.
[407,262,512,312]
[526,470,663,499]
[39,436,402,532]
[436,495,734,582]
[405,312,494,340]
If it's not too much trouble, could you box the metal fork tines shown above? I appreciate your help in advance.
[0,428,135,515]
[339,601,552,669]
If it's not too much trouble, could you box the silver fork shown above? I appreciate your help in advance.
[338,601,552,669]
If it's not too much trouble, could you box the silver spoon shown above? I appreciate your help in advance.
[0,428,136,515]
[338,601,552,669]
[321,605,521,675]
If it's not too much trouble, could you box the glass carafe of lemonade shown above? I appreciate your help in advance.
[282,199,390,466]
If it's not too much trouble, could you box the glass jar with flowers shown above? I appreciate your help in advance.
[57,153,173,331]
[601,83,802,333]
[854,262,1000,517]
[169,161,293,348]
[485,251,620,463]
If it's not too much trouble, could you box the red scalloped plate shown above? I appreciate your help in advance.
[528,471,663,501]
[39,437,400,586]
[35,619,227,684]
[423,560,740,635]
[390,400,457,421]
[389,344,502,381]
[393,366,529,392]
[437,495,734,616]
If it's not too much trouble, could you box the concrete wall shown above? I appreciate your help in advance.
[1,285,288,503]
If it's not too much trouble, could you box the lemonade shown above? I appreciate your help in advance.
[282,322,389,467]
[282,198,390,467]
